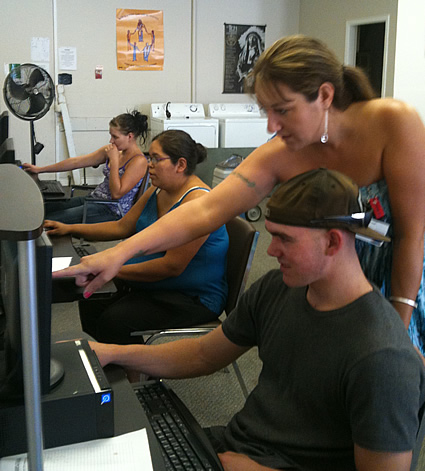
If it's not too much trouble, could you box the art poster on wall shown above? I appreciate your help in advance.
[116,9,163,71]
[223,24,265,94]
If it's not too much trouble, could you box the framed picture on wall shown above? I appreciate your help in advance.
[116,9,164,71]
[223,23,265,94]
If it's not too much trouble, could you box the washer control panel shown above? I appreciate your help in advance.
[150,103,206,119]
[208,103,263,118]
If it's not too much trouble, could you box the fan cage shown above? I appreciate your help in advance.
[3,63,55,122]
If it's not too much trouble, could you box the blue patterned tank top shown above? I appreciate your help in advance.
[90,155,146,216]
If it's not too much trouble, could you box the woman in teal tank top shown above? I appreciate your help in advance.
[45,130,228,344]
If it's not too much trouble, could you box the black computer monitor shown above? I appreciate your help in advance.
[0,112,8,146]
[0,138,15,165]
[0,232,64,399]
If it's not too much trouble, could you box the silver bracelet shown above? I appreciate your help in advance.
[389,296,418,309]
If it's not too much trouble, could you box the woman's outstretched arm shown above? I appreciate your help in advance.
[22,145,108,174]
[52,139,282,295]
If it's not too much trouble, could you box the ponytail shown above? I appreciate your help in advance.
[249,35,376,110]
[110,110,148,144]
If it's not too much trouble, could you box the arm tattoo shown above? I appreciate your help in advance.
[233,171,256,188]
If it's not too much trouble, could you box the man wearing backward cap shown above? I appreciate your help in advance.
[90,168,425,471]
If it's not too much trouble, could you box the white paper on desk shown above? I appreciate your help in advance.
[0,428,153,471]
[52,256,73,272]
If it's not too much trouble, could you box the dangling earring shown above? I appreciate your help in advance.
[321,109,329,144]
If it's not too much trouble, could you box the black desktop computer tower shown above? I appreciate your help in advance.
[0,340,114,458]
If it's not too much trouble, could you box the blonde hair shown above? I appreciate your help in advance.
[247,35,375,110]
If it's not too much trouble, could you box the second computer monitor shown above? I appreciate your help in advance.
[0,111,9,146]
[0,138,15,165]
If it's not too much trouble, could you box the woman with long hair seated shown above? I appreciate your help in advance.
[23,110,149,224]
[45,130,229,344]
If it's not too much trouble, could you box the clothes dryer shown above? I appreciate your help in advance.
[150,103,219,148]
[208,103,271,148]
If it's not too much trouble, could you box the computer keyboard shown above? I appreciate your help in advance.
[73,244,92,258]
[134,381,223,471]
[39,179,65,195]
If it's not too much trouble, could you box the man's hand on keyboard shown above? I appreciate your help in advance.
[44,219,70,236]
[52,246,125,297]
[218,452,279,471]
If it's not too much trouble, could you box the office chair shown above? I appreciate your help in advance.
[72,168,150,245]
[80,167,150,223]
[131,216,260,399]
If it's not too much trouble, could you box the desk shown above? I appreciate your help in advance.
[104,365,166,470]
[0,341,165,469]
[50,235,117,303]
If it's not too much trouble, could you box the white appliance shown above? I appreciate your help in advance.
[150,103,219,148]
[208,103,272,148]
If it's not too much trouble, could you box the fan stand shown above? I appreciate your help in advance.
[30,121,36,166]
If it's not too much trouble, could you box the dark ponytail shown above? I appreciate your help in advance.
[152,130,207,175]
[110,110,148,144]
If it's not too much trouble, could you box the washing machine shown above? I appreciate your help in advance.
[150,103,219,148]
[208,103,271,148]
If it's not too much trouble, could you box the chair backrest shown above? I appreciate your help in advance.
[134,168,150,203]
[224,216,259,315]
[77,168,150,239]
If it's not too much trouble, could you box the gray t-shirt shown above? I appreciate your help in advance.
[220,270,425,471]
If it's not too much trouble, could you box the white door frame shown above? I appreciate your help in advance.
[344,15,390,97]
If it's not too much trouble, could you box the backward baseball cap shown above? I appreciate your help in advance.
[265,168,390,242]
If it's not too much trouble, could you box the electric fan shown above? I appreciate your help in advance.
[3,63,55,165]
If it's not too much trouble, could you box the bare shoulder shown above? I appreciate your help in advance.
[347,99,425,155]
[357,98,422,126]
[126,153,147,167]
[172,176,212,204]
[247,135,286,162]
[235,136,301,183]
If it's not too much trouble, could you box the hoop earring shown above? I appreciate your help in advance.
[321,110,329,144]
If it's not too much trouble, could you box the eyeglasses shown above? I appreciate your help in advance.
[310,211,373,228]
[147,156,171,165]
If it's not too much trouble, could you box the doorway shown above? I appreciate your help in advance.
[345,15,390,97]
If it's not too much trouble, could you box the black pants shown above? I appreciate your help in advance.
[78,285,219,345]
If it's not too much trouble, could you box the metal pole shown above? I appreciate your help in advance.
[18,240,44,471]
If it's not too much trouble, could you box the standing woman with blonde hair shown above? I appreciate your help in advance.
[55,35,425,355]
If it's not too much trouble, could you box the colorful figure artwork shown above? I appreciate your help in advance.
[127,30,132,50]
[132,42,140,61]
[151,30,155,52]
[116,9,164,71]
[136,19,148,42]
[143,42,151,62]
